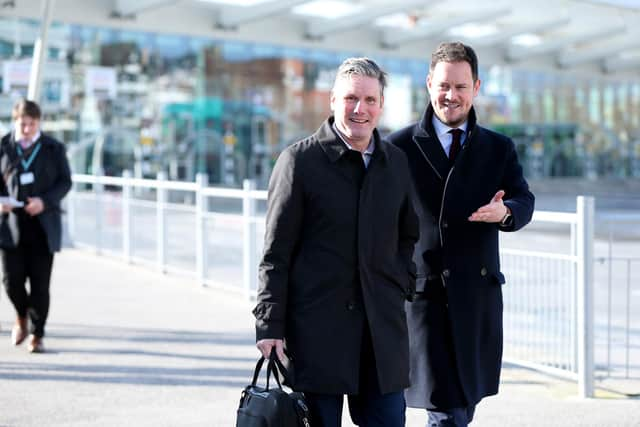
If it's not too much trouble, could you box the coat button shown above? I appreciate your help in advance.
[346,301,355,311]
[442,221,448,229]
[480,267,487,276]
[442,269,450,278]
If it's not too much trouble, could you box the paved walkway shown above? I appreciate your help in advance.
[1,249,639,426]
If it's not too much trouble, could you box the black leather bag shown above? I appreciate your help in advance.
[236,350,310,427]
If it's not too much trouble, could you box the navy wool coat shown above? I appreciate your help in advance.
[388,105,534,409]
[254,117,418,395]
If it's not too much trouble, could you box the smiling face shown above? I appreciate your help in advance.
[427,60,480,128]
[330,74,384,151]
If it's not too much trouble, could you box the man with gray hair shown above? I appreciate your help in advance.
[253,57,418,426]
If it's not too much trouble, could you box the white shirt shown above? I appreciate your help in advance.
[18,130,42,149]
[432,116,468,158]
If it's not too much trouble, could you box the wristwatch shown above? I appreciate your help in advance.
[500,207,512,226]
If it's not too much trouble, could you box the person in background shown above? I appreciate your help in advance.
[388,42,535,426]
[253,57,418,427]
[0,99,72,353]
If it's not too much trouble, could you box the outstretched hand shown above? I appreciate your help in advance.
[468,190,509,223]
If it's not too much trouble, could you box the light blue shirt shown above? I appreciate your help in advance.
[432,116,468,158]
[332,123,375,168]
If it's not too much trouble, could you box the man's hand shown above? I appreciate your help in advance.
[468,190,508,223]
[256,338,285,361]
[24,197,44,216]
[0,203,12,213]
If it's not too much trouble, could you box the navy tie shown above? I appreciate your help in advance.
[448,128,463,162]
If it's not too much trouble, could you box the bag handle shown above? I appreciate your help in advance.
[250,356,265,385]
[267,356,283,390]
[269,347,293,385]
[250,349,285,391]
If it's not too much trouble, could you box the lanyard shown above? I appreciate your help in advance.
[16,142,41,171]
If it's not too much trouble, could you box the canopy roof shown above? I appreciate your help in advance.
[2,0,639,80]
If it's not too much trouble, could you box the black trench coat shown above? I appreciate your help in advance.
[253,117,418,395]
[388,106,535,409]
[0,133,71,252]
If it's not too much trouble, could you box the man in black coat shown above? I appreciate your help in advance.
[0,99,72,353]
[388,42,535,426]
[253,58,418,426]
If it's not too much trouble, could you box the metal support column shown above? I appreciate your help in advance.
[27,0,55,102]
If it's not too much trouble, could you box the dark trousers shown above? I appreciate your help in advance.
[2,245,54,338]
[306,328,406,427]
[427,405,476,427]
[306,389,405,427]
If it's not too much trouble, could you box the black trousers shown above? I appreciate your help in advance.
[305,325,406,427]
[2,243,54,338]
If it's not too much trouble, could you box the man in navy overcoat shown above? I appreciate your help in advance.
[388,42,535,427]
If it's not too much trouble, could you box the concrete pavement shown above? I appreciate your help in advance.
[1,249,639,426]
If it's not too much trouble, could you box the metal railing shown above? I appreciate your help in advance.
[595,215,640,382]
[500,197,595,397]
[65,173,639,397]
[67,173,267,299]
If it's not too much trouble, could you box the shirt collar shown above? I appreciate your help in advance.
[332,123,375,156]
[432,116,468,139]
[18,131,41,149]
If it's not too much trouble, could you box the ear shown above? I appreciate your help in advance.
[426,74,433,95]
[330,92,336,112]
[379,94,384,109]
[473,78,481,97]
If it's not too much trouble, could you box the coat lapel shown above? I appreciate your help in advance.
[316,117,383,187]
[412,108,450,181]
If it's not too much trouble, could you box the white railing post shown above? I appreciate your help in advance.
[94,168,104,254]
[195,173,208,286]
[570,218,578,373]
[576,195,595,398]
[156,171,167,273]
[122,170,132,263]
[243,179,257,299]
[66,183,76,246]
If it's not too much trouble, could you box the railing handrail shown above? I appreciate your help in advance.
[532,210,577,224]
[72,173,268,200]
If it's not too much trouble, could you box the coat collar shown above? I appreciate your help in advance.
[413,105,478,180]
[4,131,52,149]
[416,104,478,139]
[315,116,388,164]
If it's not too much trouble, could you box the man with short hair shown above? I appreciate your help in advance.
[253,57,418,427]
[388,42,535,426]
[0,99,72,353]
